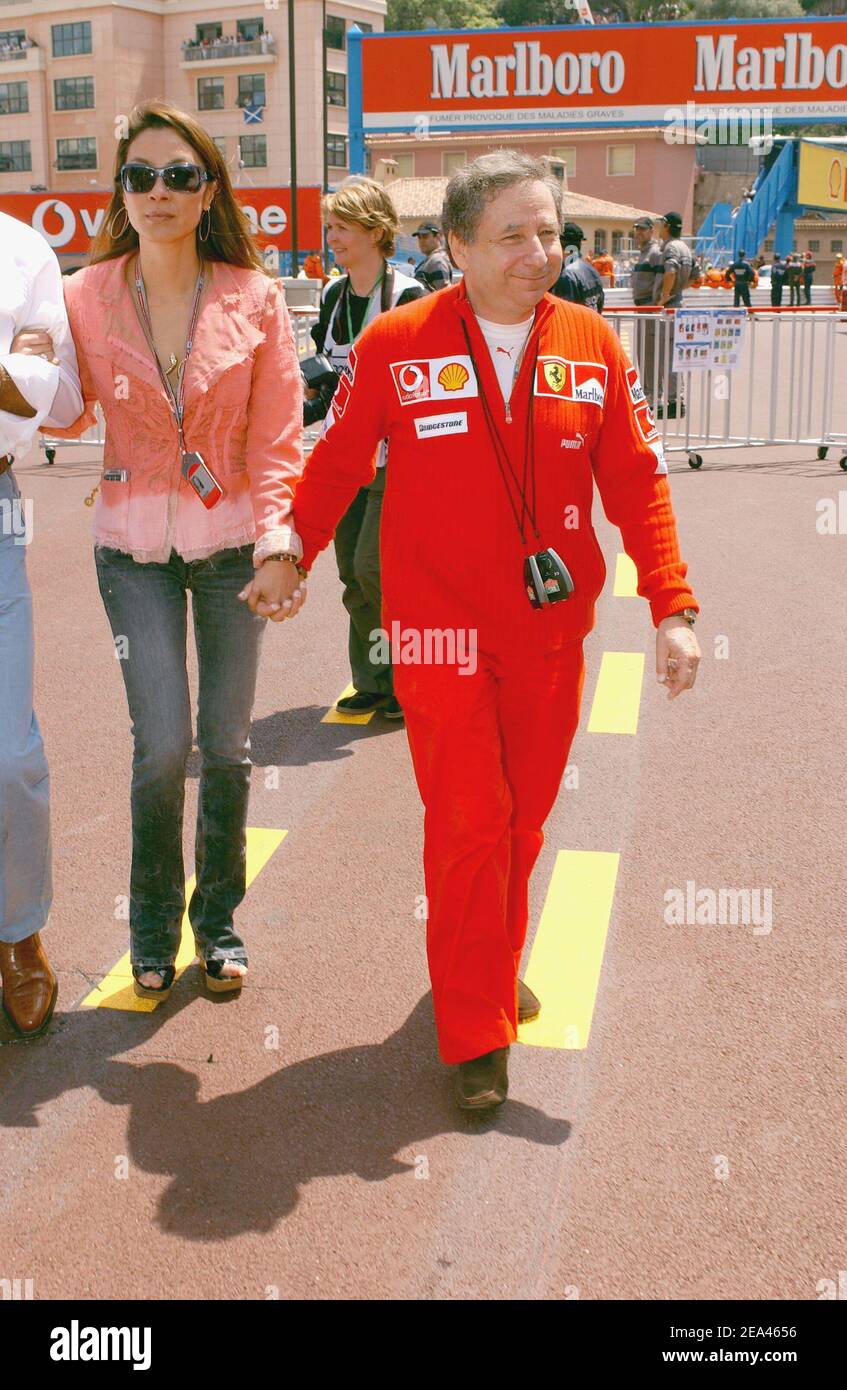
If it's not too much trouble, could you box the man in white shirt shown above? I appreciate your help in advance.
[0,209,82,1037]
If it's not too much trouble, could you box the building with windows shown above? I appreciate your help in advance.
[380,172,658,266]
[0,0,385,193]
[367,127,699,233]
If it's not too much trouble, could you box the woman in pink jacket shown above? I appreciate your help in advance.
[54,100,306,1000]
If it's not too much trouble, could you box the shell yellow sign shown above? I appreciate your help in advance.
[797,140,847,214]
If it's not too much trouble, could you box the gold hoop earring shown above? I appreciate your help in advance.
[108,206,130,239]
[199,208,211,242]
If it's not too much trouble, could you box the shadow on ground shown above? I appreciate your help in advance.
[179,704,405,779]
[0,990,570,1242]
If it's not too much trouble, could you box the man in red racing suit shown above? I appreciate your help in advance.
[281,153,701,1109]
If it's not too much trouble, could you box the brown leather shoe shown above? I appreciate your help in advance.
[518,977,541,1023]
[0,933,58,1037]
[455,1046,509,1110]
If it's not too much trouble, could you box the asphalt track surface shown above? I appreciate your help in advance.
[1,328,845,1302]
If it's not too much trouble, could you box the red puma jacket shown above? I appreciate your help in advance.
[293,281,698,653]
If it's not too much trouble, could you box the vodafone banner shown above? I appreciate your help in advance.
[0,187,323,254]
[355,18,847,132]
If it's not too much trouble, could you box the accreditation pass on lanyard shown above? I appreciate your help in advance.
[133,258,225,510]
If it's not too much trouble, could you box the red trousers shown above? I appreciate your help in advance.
[394,638,585,1064]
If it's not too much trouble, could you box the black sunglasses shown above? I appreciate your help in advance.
[119,162,213,195]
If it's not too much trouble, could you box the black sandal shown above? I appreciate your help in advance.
[132,963,176,1001]
[196,955,247,994]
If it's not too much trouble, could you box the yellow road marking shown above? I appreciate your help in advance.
[612,551,639,598]
[518,849,620,1050]
[80,827,287,1011]
[587,651,645,735]
[322,682,378,725]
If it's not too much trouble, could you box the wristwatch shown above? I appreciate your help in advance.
[678,607,698,626]
[263,551,309,580]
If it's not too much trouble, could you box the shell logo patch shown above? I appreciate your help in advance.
[535,357,607,407]
[437,361,470,392]
[390,355,477,405]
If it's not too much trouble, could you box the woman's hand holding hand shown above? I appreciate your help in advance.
[237,559,307,622]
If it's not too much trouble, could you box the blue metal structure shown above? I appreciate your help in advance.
[696,139,846,266]
[731,140,798,260]
[348,27,365,176]
[694,201,735,266]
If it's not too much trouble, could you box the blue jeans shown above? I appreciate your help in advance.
[0,467,52,944]
[94,544,266,971]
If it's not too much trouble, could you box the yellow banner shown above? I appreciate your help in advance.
[797,141,847,214]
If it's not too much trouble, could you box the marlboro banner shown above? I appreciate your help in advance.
[353,19,847,133]
[0,187,323,255]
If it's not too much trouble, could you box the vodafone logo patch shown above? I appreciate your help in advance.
[391,361,431,404]
[390,356,477,406]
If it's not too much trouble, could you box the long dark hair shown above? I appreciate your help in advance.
[89,98,266,271]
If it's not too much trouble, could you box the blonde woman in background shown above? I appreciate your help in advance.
[305,179,425,719]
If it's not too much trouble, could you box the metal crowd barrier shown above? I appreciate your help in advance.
[288,305,319,359]
[38,306,847,475]
[605,306,847,471]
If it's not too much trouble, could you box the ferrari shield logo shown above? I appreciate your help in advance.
[543,361,568,393]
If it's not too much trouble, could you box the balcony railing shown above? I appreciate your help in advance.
[181,37,276,62]
[0,40,36,62]
[56,156,97,171]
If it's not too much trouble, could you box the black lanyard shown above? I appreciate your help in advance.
[344,270,383,344]
[133,256,205,455]
[331,264,394,347]
[460,320,541,549]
